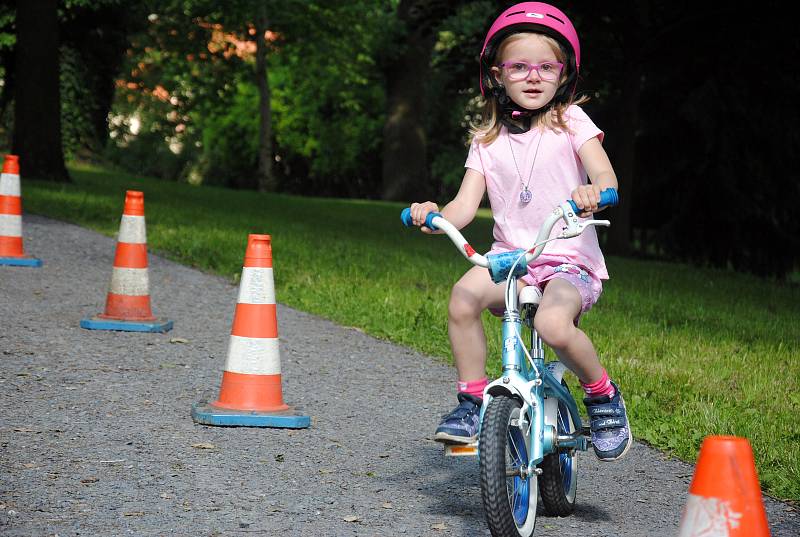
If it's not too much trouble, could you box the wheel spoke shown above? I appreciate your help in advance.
[511,486,519,512]
[507,423,523,463]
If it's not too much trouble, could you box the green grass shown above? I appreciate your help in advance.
[21,163,800,501]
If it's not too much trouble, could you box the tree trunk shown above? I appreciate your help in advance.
[380,35,433,200]
[601,1,653,256]
[381,0,461,201]
[255,5,276,192]
[12,0,70,182]
[604,65,641,256]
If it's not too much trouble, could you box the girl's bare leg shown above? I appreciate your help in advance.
[448,265,525,381]
[533,278,604,383]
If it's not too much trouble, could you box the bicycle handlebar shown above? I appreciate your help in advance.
[401,188,618,283]
[401,188,618,230]
[400,208,442,231]
[567,188,618,215]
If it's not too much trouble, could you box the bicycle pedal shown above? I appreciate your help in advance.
[444,442,478,457]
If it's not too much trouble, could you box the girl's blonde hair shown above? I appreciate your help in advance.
[469,32,587,145]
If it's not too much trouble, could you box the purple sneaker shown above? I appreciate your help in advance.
[583,382,632,461]
[434,393,481,444]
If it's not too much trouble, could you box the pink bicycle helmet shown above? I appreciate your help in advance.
[479,2,581,113]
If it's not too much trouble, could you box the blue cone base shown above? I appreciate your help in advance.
[80,316,173,333]
[0,256,42,267]
[191,402,310,428]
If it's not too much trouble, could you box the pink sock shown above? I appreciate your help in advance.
[457,377,488,400]
[580,369,615,398]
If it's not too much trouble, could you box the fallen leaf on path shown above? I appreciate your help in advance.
[343,515,361,523]
[170,338,189,344]
[191,443,216,450]
[431,522,448,530]
[80,477,99,484]
[381,503,393,509]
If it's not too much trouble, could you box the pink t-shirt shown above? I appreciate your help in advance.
[465,104,609,279]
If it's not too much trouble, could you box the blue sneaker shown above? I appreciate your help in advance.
[583,382,632,461]
[434,393,481,444]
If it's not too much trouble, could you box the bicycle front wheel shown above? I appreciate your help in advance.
[479,395,537,537]
[538,380,578,516]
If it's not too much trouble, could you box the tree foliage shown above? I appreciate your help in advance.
[106,0,389,194]
[0,0,795,277]
[627,5,799,277]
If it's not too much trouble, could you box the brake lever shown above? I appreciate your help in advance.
[559,219,610,239]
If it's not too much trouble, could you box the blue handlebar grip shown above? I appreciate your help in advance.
[400,208,441,231]
[400,208,413,227]
[567,187,619,214]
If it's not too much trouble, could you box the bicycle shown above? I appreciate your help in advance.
[401,188,618,537]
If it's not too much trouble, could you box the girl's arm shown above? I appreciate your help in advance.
[410,167,486,233]
[574,136,619,216]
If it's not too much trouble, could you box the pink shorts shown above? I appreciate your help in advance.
[490,261,603,323]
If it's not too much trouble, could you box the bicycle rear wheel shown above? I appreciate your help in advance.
[479,395,537,537]
[538,381,578,516]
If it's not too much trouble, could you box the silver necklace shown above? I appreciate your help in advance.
[507,128,543,204]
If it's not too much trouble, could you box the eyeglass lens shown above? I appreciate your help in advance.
[504,62,561,81]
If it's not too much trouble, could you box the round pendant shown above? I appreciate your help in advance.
[519,188,533,204]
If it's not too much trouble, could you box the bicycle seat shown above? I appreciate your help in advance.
[520,286,542,328]
[519,285,543,308]
[488,285,543,318]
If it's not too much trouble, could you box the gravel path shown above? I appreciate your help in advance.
[1,215,797,537]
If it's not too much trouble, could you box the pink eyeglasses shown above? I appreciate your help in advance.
[498,61,564,81]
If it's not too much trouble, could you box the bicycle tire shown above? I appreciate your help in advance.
[538,380,578,516]
[480,395,537,537]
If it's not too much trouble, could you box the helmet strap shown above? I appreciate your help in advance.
[492,85,550,135]
[501,115,532,135]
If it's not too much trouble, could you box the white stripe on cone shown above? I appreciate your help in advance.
[0,214,22,236]
[678,494,742,537]
[237,267,276,304]
[0,174,20,196]
[108,267,150,296]
[117,215,147,244]
[224,335,281,375]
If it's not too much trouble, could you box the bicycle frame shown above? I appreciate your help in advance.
[484,271,589,468]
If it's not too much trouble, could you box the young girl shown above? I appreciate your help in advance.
[408,2,630,461]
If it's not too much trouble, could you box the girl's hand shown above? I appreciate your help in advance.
[570,184,603,217]
[409,201,440,234]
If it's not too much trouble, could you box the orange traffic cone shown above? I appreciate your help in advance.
[0,154,42,267]
[677,435,770,536]
[191,234,309,428]
[80,190,173,333]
